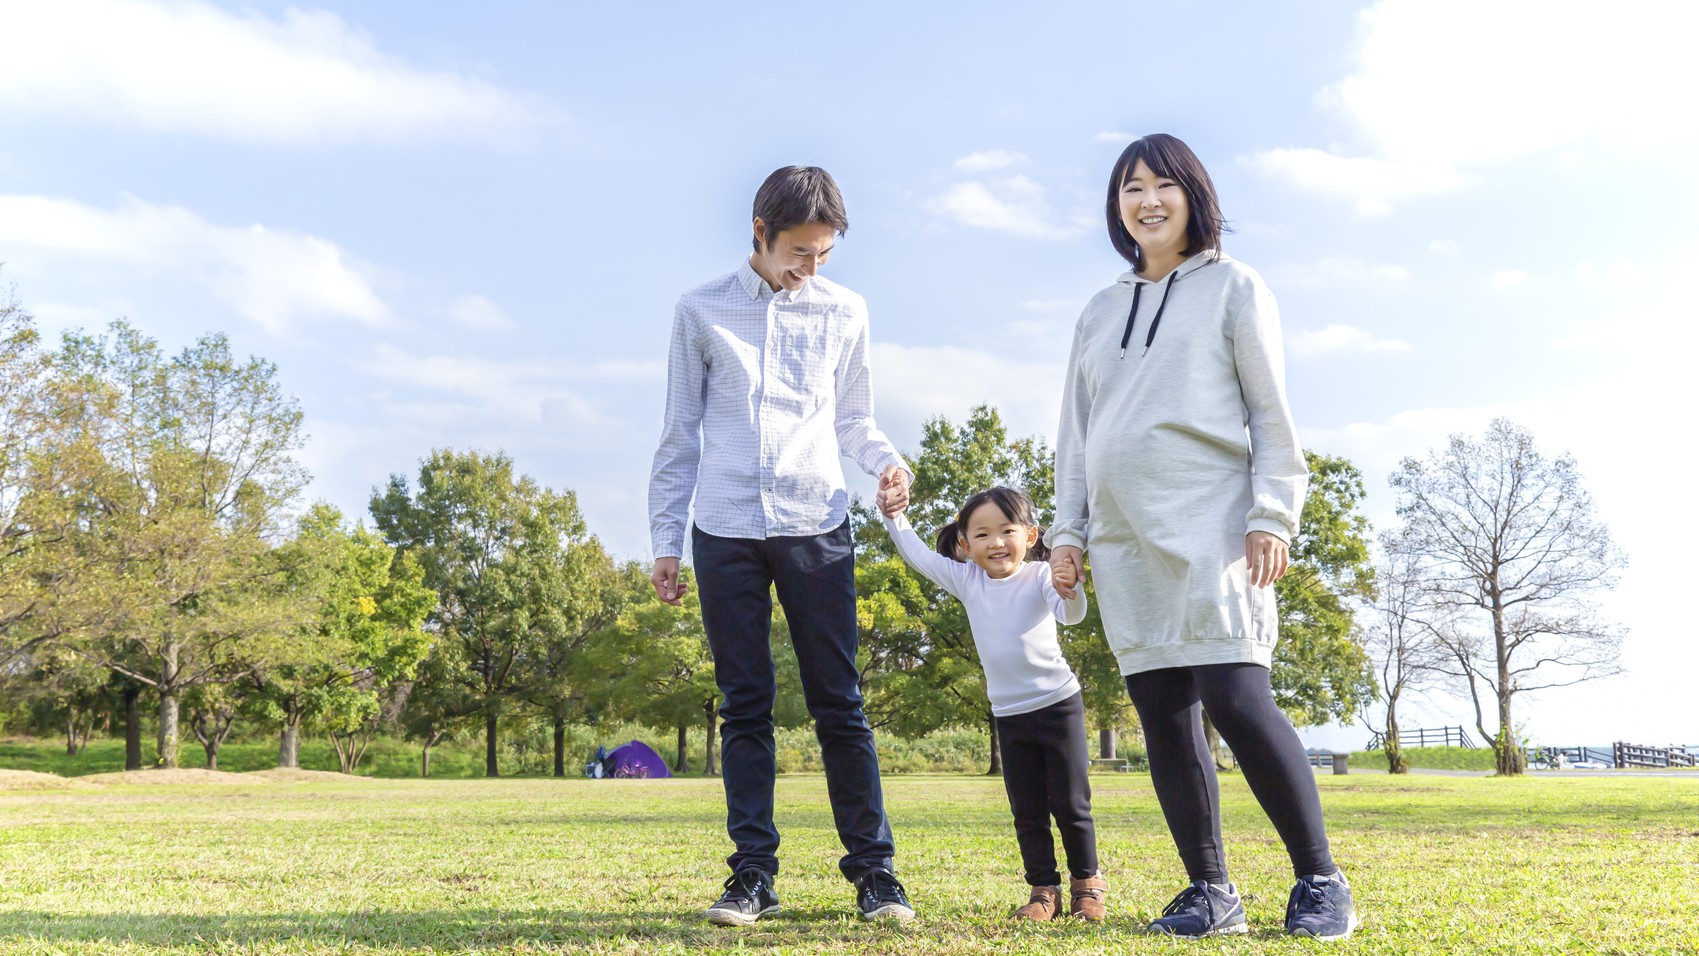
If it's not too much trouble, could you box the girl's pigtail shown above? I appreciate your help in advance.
[934,520,964,561]
[1028,527,1052,563]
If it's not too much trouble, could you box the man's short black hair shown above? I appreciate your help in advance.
[752,166,849,251]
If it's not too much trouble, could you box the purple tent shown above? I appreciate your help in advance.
[603,740,672,778]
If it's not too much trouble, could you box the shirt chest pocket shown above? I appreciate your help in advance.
[770,313,837,391]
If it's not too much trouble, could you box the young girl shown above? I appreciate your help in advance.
[879,486,1106,921]
[1048,132,1358,940]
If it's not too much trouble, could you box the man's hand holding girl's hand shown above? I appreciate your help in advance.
[1050,545,1083,599]
[877,465,910,518]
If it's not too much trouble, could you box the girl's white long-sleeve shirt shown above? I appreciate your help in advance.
[881,513,1087,717]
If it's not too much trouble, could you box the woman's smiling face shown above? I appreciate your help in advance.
[1119,158,1190,265]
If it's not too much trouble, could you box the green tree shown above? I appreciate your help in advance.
[50,323,310,767]
[0,293,122,673]
[370,448,604,777]
[509,533,619,778]
[1270,451,1380,727]
[398,640,480,778]
[251,504,434,772]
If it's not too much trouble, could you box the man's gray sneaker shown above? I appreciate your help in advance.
[1146,880,1249,938]
[1285,871,1359,940]
[854,867,915,921]
[705,867,779,926]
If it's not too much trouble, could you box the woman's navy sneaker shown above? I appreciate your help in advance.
[1285,871,1359,940]
[705,867,779,926]
[1145,880,1249,938]
[854,867,915,921]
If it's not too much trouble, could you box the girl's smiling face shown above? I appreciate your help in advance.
[1118,158,1191,266]
[960,500,1039,579]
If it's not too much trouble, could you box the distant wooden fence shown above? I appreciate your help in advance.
[1525,743,1697,769]
[1612,742,1697,768]
[1525,745,1614,767]
[1365,726,1476,750]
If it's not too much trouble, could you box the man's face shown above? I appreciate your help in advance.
[750,219,836,292]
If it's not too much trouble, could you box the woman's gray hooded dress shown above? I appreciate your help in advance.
[1048,250,1307,677]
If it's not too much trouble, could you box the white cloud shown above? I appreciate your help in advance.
[925,176,1091,241]
[354,343,659,425]
[445,294,515,332]
[0,193,390,334]
[1491,269,1533,288]
[1428,239,1462,256]
[953,149,1027,172]
[1288,323,1412,359]
[1095,131,1134,144]
[1269,257,1411,289]
[1242,148,1466,216]
[0,0,543,144]
[1245,0,1698,211]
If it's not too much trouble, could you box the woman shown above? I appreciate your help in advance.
[1048,133,1358,941]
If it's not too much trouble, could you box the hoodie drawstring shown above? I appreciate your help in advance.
[1119,271,1177,359]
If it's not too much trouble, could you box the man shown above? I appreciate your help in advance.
[648,165,915,925]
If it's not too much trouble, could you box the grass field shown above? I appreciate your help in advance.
[2,769,1696,955]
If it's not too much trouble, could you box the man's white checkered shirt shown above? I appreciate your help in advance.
[648,259,907,559]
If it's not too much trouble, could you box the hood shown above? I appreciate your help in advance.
[1118,249,1229,286]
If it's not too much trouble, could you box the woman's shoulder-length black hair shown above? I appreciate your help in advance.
[1105,133,1227,272]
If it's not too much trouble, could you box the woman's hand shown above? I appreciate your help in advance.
[1050,545,1083,599]
[1245,531,1290,588]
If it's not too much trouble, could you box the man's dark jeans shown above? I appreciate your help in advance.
[692,520,895,881]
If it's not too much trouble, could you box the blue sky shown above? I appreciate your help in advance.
[3,0,1694,750]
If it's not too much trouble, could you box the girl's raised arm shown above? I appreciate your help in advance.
[880,513,970,598]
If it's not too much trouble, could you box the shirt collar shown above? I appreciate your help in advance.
[737,258,773,300]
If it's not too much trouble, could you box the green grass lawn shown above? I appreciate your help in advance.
[2,770,1695,955]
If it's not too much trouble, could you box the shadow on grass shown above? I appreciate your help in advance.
[0,908,939,949]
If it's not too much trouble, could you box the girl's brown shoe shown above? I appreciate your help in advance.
[1013,884,1062,920]
[1069,874,1108,921]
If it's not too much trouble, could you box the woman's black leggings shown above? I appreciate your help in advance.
[1125,663,1334,883]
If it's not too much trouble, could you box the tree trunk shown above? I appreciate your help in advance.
[156,640,180,768]
[674,723,689,774]
[1491,596,1525,776]
[278,702,302,768]
[704,705,719,777]
[986,713,1002,775]
[485,712,499,777]
[66,713,78,756]
[421,744,432,778]
[1496,686,1525,776]
[553,715,567,778]
[124,683,143,771]
[1384,701,1408,774]
[157,691,180,769]
[203,737,220,771]
[1099,727,1117,760]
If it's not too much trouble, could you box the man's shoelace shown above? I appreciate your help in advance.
[861,872,905,905]
[723,871,764,896]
